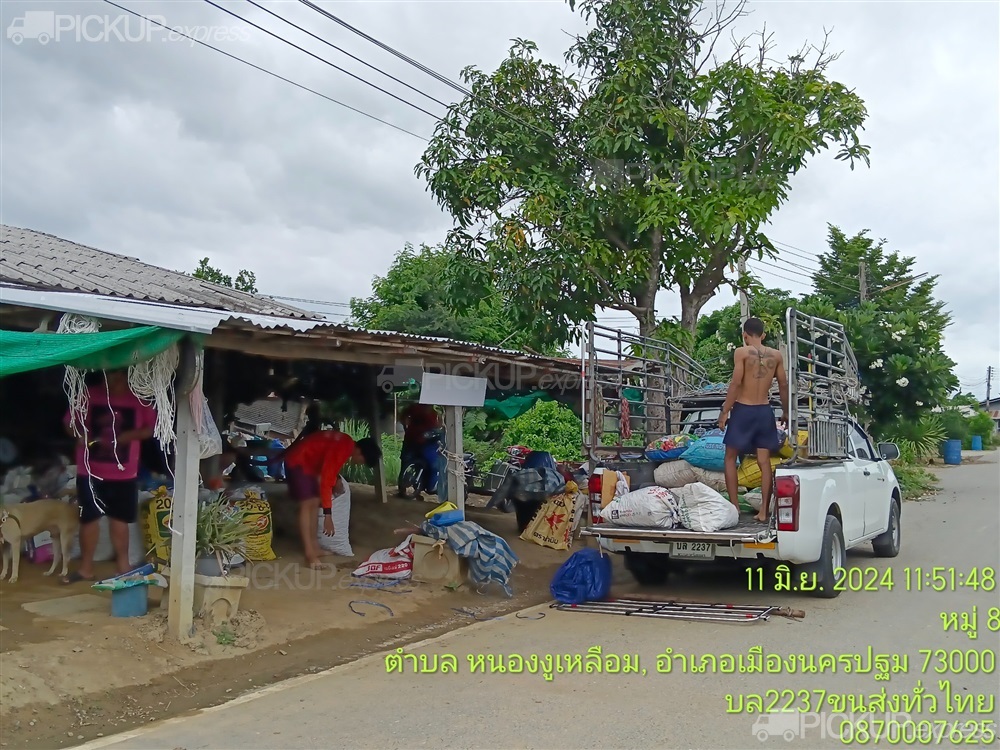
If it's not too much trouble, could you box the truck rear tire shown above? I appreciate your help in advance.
[624,551,670,586]
[798,515,845,599]
[872,500,901,558]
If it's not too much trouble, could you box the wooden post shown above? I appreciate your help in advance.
[369,368,388,504]
[167,344,201,643]
[444,405,464,513]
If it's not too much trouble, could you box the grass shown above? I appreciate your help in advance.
[893,463,940,501]
[338,418,403,486]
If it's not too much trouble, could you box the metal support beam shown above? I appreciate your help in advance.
[444,405,464,513]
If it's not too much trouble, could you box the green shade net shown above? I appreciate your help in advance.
[0,327,187,378]
[481,391,554,419]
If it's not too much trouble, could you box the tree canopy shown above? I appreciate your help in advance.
[350,242,562,354]
[192,258,258,294]
[417,0,870,341]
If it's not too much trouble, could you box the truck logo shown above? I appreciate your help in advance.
[751,711,801,742]
[7,11,55,45]
[376,360,424,393]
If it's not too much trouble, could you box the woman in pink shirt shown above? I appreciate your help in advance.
[62,370,156,583]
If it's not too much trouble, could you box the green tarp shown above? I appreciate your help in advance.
[481,391,554,419]
[0,327,187,378]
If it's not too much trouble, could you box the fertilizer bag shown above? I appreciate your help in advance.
[232,488,277,562]
[674,482,739,533]
[599,486,680,528]
[352,535,414,579]
[680,436,727,473]
[520,483,578,551]
[317,482,353,557]
[550,547,612,604]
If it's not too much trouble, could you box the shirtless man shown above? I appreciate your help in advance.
[718,317,790,522]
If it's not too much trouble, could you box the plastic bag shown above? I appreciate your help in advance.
[195,395,223,460]
[317,482,353,557]
[674,482,739,532]
[352,535,414,579]
[550,548,612,604]
[654,460,697,488]
[680,436,727,473]
[645,434,696,462]
[599,486,681,528]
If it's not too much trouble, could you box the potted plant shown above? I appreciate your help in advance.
[195,495,251,577]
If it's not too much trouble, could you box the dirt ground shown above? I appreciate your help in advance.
[0,486,571,749]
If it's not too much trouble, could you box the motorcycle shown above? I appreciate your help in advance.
[398,428,445,499]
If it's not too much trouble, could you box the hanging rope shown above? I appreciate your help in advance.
[129,343,179,450]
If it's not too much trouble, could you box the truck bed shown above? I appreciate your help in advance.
[581,512,776,544]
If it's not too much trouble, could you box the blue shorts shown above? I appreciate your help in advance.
[723,403,780,455]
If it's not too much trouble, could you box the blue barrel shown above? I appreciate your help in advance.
[943,439,962,465]
[971,435,984,451]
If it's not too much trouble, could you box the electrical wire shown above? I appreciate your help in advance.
[102,0,428,142]
[747,263,814,291]
[296,0,560,143]
[268,294,352,308]
[243,0,452,109]
[754,258,858,294]
[202,0,444,120]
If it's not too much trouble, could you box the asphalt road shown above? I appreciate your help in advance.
[78,457,1000,750]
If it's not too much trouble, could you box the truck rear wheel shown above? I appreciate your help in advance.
[872,500,901,558]
[624,551,671,586]
[798,515,845,599]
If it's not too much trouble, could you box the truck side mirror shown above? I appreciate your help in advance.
[877,442,900,462]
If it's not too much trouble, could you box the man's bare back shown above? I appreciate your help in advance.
[732,344,783,405]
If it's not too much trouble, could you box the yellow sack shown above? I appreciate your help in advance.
[737,457,783,490]
[143,486,173,565]
[233,489,277,561]
[520,483,579,551]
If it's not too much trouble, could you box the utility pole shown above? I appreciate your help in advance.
[859,261,867,304]
[738,256,750,324]
[987,366,994,404]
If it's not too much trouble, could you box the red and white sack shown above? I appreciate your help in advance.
[352,534,414,579]
[599,486,681,529]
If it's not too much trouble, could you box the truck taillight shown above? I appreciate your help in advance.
[589,470,604,524]
[774,475,800,532]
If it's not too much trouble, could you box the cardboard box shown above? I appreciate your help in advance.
[411,535,468,587]
[600,470,629,508]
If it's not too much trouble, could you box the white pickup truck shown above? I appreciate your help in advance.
[580,308,902,598]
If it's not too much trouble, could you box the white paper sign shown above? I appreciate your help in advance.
[418,373,487,407]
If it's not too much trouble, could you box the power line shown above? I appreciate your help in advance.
[268,294,352,308]
[202,0,444,120]
[747,263,814,292]
[102,1,427,141]
[243,0,452,110]
[297,0,560,143]
[754,258,858,294]
[771,239,825,266]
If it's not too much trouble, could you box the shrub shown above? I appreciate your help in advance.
[893,464,939,501]
[499,400,583,461]
[883,415,947,463]
[338,419,402,486]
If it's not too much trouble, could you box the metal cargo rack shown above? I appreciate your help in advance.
[550,598,800,624]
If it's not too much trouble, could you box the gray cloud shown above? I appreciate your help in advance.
[2,0,997,396]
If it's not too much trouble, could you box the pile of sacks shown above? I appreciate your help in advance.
[598,482,738,533]
[649,430,807,493]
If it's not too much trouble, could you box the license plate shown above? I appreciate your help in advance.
[671,541,715,560]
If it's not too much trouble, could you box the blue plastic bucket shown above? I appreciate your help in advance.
[942,439,962,466]
[111,584,149,618]
[971,435,984,451]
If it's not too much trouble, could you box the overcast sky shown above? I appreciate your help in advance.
[2,0,997,398]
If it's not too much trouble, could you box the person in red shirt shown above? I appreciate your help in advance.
[283,430,381,567]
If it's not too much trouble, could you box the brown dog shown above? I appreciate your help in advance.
[0,500,80,584]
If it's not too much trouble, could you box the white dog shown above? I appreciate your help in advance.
[0,499,80,583]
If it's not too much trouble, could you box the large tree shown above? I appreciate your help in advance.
[350,242,561,353]
[192,258,258,294]
[417,0,870,342]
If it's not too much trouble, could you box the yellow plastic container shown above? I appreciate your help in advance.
[425,501,458,519]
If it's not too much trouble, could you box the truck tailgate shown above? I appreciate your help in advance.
[581,517,775,545]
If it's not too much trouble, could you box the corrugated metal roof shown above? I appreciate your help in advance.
[0,225,318,319]
[0,286,581,377]
[234,398,308,436]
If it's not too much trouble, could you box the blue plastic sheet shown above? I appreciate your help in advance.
[549,548,612,605]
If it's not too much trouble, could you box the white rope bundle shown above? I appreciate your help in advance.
[129,343,179,450]
[58,314,101,441]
